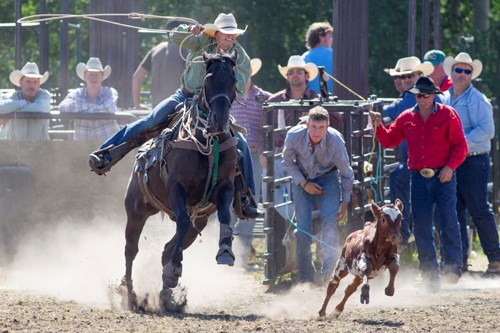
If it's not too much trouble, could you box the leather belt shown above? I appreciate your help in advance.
[181,87,195,98]
[467,151,489,157]
[419,167,442,178]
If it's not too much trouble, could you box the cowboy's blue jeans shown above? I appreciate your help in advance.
[389,162,412,244]
[293,170,341,283]
[456,154,500,263]
[411,171,462,274]
[99,88,255,193]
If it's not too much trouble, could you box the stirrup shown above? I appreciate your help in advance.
[233,189,259,220]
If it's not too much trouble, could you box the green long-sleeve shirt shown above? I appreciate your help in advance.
[167,24,250,97]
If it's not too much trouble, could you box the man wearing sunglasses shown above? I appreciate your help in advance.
[382,57,435,248]
[441,52,500,276]
[371,76,468,291]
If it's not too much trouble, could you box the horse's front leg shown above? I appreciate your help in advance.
[162,184,189,289]
[215,181,235,266]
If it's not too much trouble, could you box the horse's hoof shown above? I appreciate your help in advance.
[216,244,235,266]
[162,262,182,288]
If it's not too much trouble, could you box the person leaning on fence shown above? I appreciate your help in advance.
[441,52,500,276]
[282,105,354,285]
[89,13,260,219]
[132,19,187,109]
[383,56,435,247]
[301,21,334,94]
[370,76,468,292]
[0,62,51,140]
[58,57,120,141]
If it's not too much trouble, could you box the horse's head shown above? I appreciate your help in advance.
[200,51,237,135]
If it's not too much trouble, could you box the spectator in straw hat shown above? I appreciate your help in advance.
[0,62,51,140]
[423,49,453,92]
[132,19,188,109]
[384,58,404,96]
[59,57,120,141]
[382,56,435,247]
[229,58,271,266]
[89,13,260,218]
[371,76,468,291]
[441,52,500,276]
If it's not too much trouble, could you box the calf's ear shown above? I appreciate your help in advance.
[371,200,381,216]
[395,198,404,212]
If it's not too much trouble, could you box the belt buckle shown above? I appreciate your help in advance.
[420,168,435,178]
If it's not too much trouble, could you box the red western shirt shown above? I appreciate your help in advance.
[375,102,468,171]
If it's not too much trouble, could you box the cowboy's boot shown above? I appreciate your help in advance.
[233,162,261,219]
[89,140,139,175]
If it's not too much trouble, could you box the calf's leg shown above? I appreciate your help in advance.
[334,275,363,318]
[385,257,399,296]
[318,258,348,317]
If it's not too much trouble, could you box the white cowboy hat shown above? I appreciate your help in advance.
[388,56,434,76]
[203,13,247,37]
[76,57,111,81]
[278,55,318,81]
[250,58,262,76]
[384,58,402,74]
[443,52,483,80]
[9,62,49,87]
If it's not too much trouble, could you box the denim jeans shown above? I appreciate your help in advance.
[293,170,341,283]
[411,171,462,274]
[98,88,255,192]
[456,154,500,263]
[390,162,412,244]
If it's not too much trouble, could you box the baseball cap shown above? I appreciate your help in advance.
[423,50,446,66]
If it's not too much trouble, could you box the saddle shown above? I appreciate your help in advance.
[134,101,251,220]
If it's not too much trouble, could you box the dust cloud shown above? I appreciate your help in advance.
[2,210,500,318]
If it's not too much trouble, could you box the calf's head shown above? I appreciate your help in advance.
[371,199,403,245]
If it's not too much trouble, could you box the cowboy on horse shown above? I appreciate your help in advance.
[89,13,260,219]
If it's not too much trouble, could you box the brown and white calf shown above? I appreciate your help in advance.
[318,199,403,318]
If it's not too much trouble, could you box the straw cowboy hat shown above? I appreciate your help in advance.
[407,76,442,95]
[250,58,262,76]
[203,13,247,37]
[278,55,318,81]
[9,62,49,87]
[443,52,483,80]
[384,58,402,75]
[76,57,111,81]
[388,56,434,76]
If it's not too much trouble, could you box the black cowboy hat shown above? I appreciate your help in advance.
[407,76,442,95]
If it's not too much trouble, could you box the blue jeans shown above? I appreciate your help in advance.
[457,154,500,263]
[390,162,412,244]
[293,171,341,283]
[411,171,462,274]
[98,88,255,193]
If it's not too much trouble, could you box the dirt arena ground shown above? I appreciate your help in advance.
[1,218,500,333]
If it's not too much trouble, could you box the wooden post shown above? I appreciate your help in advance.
[332,0,368,100]
[89,0,140,109]
[407,0,417,56]
[14,0,22,69]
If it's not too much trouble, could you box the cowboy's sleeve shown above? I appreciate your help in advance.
[446,109,468,170]
[18,90,51,113]
[234,45,251,97]
[167,24,205,51]
[0,94,28,113]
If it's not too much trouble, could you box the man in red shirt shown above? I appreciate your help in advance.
[370,76,468,292]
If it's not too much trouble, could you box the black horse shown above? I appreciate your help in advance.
[122,52,239,310]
